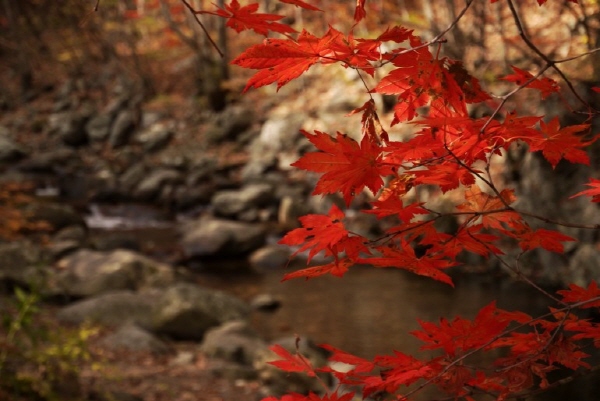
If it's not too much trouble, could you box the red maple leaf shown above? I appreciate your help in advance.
[558,282,600,308]
[348,100,388,143]
[434,225,503,258]
[279,0,322,11]
[197,0,296,36]
[362,243,455,286]
[413,163,477,193]
[282,258,354,281]
[354,0,367,22]
[268,344,316,375]
[370,351,431,393]
[570,178,600,202]
[365,198,428,222]
[536,0,578,5]
[526,117,591,168]
[279,204,356,262]
[456,186,524,232]
[319,344,375,373]
[326,32,381,76]
[232,28,345,92]
[292,130,393,205]
[383,129,445,164]
[518,228,575,253]
[373,52,485,124]
[501,66,560,99]
[412,302,528,357]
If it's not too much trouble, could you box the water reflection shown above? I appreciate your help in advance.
[251,267,551,358]
[196,266,599,400]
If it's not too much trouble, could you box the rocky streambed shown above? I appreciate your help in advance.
[0,76,378,401]
[2,75,600,401]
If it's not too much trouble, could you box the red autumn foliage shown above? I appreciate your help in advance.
[180,0,600,400]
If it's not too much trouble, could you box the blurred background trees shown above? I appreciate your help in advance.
[0,0,597,113]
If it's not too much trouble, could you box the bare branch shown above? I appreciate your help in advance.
[180,0,224,57]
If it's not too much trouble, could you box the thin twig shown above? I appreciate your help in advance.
[381,0,475,67]
[505,0,597,111]
[180,0,224,57]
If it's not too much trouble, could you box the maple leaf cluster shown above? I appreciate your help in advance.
[189,0,600,400]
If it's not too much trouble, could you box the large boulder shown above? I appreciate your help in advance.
[16,147,76,173]
[180,217,267,259]
[204,105,254,143]
[86,113,113,142]
[49,249,175,298]
[48,111,88,147]
[56,289,159,328]
[133,168,182,201]
[0,128,27,163]
[24,202,85,232]
[241,112,305,182]
[151,282,250,341]
[0,241,47,290]
[200,320,268,365]
[100,322,169,354]
[109,110,136,148]
[211,183,274,219]
[135,124,173,152]
[565,244,600,287]
[249,245,291,272]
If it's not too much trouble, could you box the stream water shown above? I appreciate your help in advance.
[86,205,600,400]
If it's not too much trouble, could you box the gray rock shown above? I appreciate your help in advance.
[200,320,268,364]
[0,128,27,163]
[172,184,215,210]
[46,240,81,260]
[16,147,76,173]
[566,244,600,287]
[169,351,195,366]
[278,195,309,230]
[250,293,282,312]
[134,168,182,201]
[186,157,219,186]
[109,110,136,148]
[50,249,175,297]
[151,282,250,340]
[101,322,169,354]
[105,94,131,116]
[240,158,277,182]
[53,225,87,243]
[57,289,159,327]
[205,105,254,143]
[24,202,85,231]
[212,183,274,218]
[256,114,304,153]
[136,124,173,152]
[86,114,113,142]
[119,163,148,194]
[249,245,291,271]
[48,112,88,146]
[159,153,188,169]
[91,234,140,252]
[140,110,162,128]
[0,241,47,289]
[180,217,267,259]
